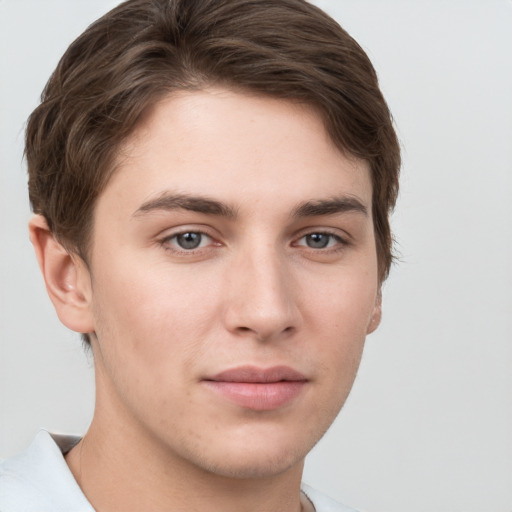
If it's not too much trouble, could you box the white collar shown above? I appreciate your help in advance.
[0,430,93,512]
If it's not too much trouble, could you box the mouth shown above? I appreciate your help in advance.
[202,365,308,411]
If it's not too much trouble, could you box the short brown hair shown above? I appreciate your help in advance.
[26,0,400,281]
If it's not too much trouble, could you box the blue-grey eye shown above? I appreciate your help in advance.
[175,232,204,250]
[305,233,332,249]
[295,232,342,249]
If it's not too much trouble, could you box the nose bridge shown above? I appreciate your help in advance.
[223,239,299,340]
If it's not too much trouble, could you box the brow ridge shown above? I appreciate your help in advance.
[133,193,238,218]
[133,193,366,220]
[292,196,368,218]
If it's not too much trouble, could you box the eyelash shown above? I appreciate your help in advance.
[294,232,347,252]
[158,229,349,255]
[159,230,216,253]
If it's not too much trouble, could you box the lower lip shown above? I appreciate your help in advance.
[203,381,306,411]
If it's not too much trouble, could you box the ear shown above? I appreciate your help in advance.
[366,288,382,334]
[29,214,95,334]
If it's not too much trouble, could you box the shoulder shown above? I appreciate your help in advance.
[0,430,93,512]
[301,483,360,512]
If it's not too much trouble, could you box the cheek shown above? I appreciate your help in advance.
[89,258,220,370]
[306,266,378,335]
[303,267,377,387]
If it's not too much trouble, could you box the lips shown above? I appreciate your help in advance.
[203,366,308,411]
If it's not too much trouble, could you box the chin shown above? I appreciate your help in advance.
[196,445,307,480]
[179,424,320,480]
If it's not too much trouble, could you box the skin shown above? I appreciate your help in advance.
[30,88,381,512]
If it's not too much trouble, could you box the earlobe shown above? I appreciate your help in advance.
[29,214,95,334]
[366,289,382,334]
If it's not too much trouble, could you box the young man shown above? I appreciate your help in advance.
[0,1,400,511]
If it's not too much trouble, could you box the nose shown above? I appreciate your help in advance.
[221,246,301,342]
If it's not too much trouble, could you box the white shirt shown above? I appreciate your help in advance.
[0,430,358,512]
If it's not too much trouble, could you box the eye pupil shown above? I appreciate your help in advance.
[306,233,330,249]
[177,232,202,249]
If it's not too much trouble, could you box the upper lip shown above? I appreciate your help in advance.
[205,365,307,383]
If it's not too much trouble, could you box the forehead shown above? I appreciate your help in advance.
[99,88,372,220]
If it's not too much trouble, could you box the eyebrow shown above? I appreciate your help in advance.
[133,193,238,218]
[292,196,368,218]
[133,192,367,220]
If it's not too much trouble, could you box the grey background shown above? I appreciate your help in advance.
[1,1,511,511]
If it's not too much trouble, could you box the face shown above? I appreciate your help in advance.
[83,88,380,479]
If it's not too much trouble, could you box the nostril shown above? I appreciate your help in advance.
[233,324,295,340]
